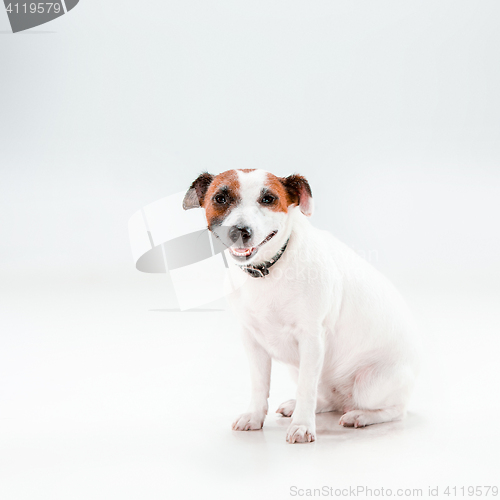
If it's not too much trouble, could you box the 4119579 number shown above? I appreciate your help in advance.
[5,3,62,14]
[443,486,498,496]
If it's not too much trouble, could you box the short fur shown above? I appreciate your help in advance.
[183,168,421,444]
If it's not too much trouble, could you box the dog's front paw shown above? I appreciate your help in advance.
[286,422,316,444]
[232,412,265,431]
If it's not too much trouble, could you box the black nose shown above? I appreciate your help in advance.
[228,225,253,245]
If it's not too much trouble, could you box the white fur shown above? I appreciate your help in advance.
[218,170,420,444]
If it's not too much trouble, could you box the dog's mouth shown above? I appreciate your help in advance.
[228,231,277,261]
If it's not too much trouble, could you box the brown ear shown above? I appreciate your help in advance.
[279,174,314,217]
[182,172,214,210]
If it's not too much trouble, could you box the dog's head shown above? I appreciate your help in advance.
[183,169,313,264]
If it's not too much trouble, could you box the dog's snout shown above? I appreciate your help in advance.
[228,225,253,245]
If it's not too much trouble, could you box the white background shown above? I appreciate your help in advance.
[1,1,499,499]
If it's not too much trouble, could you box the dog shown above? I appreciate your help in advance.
[183,168,421,444]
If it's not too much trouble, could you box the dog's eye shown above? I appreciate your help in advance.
[214,194,227,204]
[261,195,276,205]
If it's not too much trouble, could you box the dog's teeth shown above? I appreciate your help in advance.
[231,247,254,257]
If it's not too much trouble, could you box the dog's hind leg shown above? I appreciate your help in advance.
[276,398,340,417]
[276,399,296,417]
[276,366,298,417]
[276,367,342,417]
[338,364,415,428]
[338,405,405,427]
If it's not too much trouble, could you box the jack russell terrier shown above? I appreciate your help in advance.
[183,169,420,444]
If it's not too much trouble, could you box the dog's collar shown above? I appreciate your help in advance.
[237,238,290,278]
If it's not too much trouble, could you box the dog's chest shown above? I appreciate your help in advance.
[237,287,302,365]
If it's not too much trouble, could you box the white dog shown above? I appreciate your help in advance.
[183,168,420,444]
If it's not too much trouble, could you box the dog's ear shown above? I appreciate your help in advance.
[280,174,314,217]
[183,172,214,210]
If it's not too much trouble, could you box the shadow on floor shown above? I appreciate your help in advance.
[269,410,426,445]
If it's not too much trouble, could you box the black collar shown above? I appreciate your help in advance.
[238,239,290,278]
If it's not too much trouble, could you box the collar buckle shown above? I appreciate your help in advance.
[238,238,289,279]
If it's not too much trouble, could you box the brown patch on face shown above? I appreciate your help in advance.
[263,172,291,213]
[204,170,241,228]
[238,168,256,174]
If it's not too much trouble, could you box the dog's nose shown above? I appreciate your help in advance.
[228,225,253,245]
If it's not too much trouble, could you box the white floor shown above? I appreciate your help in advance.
[0,269,499,499]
